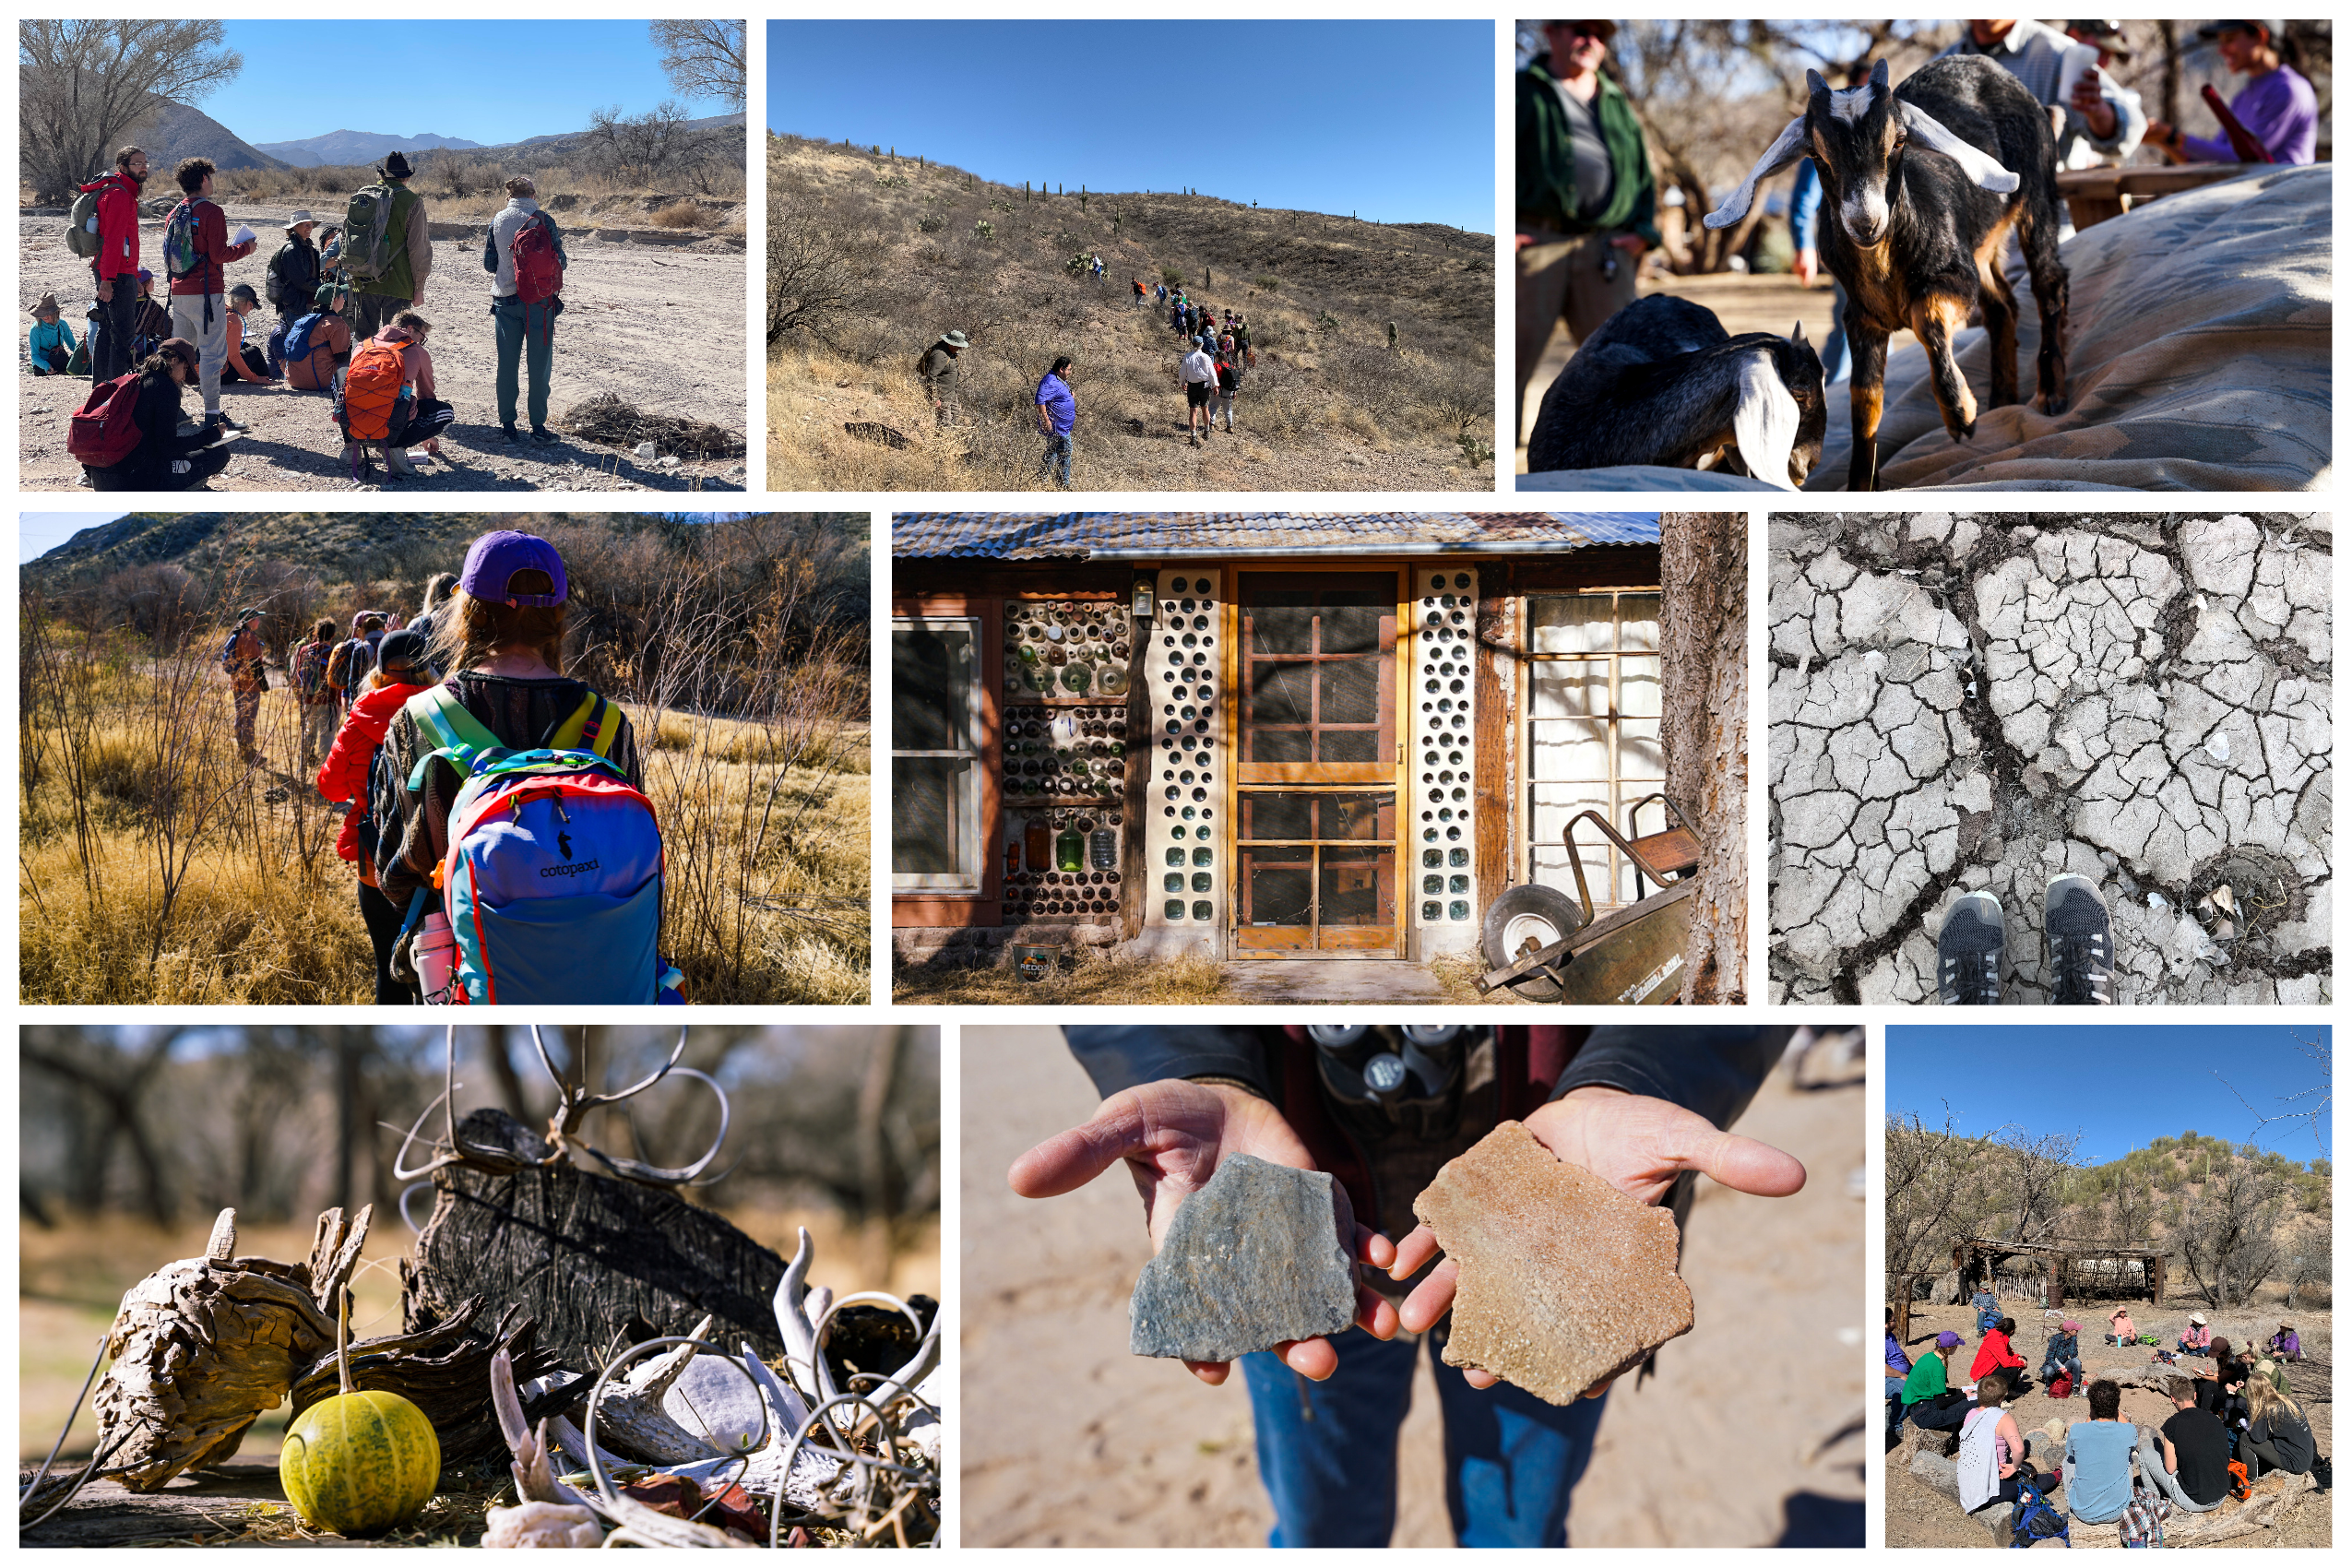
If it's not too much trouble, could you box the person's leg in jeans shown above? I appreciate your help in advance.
[1822,280,1853,385]
[1239,1332,1420,1547]
[523,298,555,432]
[1431,1333,1609,1547]
[2135,1424,2220,1512]
[493,296,525,430]
[97,273,139,382]
[355,881,418,1004]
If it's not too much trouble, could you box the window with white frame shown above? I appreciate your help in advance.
[892,616,984,890]
[1525,589,1663,912]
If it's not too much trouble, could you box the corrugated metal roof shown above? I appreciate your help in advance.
[892,511,1661,560]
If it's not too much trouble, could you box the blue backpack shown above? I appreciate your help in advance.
[282,310,326,363]
[398,684,682,1004]
[2008,1480,2068,1549]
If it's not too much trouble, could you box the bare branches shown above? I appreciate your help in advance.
[649,19,745,112]
[18,19,244,203]
[2214,1028,2332,1158]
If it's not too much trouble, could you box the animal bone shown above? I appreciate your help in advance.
[600,1492,757,1549]
[589,1316,725,1466]
[481,1501,604,1548]
[492,1348,589,1510]
[91,1206,369,1491]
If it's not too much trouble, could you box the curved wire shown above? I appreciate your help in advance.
[577,1065,731,1186]
[578,1335,767,1528]
[398,1181,438,1235]
[18,1337,104,1513]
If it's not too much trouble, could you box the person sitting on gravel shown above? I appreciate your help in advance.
[1972,1286,2001,1336]
[1972,1316,2029,1396]
[284,284,354,393]
[2108,1306,2137,1346]
[1904,1331,1971,1431]
[28,294,77,375]
[2176,1313,2212,1356]
[2250,1356,2290,1396]
[368,312,455,458]
[2149,1375,2230,1512]
[2241,1374,2314,1479]
[485,175,569,445]
[82,338,233,492]
[2060,1378,2140,1524]
[2267,1323,2301,1361]
[223,284,280,386]
[2042,1320,2084,1394]
[1885,1306,1914,1400]
[1958,1373,2041,1521]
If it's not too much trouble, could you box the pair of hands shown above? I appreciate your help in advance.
[1009,1077,1805,1389]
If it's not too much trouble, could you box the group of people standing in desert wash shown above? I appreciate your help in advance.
[67,143,574,489]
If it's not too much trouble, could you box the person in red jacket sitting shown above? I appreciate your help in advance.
[315,627,431,1003]
[1971,1314,2031,1396]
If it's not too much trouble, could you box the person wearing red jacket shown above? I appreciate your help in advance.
[1971,1315,2030,1394]
[315,628,430,1003]
[77,146,150,382]
[163,157,259,433]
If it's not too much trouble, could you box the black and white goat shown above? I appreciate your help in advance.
[1704,55,2070,492]
[1525,294,1826,488]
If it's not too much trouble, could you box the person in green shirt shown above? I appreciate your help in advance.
[1903,1330,1967,1431]
[1515,19,1663,444]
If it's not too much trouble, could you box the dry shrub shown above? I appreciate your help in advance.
[652,199,710,230]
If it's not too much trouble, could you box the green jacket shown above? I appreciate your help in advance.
[373,183,426,302]
[1902,1352,1949,1404]
[1516,62,1661,248]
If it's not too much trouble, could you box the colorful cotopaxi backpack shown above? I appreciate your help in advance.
[397,683,681,1004]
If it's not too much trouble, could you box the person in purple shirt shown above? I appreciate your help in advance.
[2147,20,2318,166]
[1034,354,1075,489]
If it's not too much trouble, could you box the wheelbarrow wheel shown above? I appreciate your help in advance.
[1481,884,1586,1003]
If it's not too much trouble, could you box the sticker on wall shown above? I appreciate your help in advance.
[1145,569,1221,928]
[1415,567,1478,925]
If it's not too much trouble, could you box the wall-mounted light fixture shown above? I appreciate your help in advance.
[1132,576,1158,623]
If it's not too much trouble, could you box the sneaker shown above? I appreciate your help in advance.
[529,426,561,445]
[501,424,523,445]
[2046,873,2116,1004]
[208,412,250,433]
[1936,891,2006,1004]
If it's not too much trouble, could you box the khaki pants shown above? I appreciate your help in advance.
[1515,229,1639,439]
[234,687,262,759]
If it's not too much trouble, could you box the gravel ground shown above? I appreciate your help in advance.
[1770,511,2331,1004]
[19,209,746,493]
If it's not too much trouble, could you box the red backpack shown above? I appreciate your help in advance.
[339,340,408,443]
[510,212,563,306]
[68,373,145,468]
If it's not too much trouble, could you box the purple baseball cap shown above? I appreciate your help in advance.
[460,530,567,607]
[1936,1331,1962,1348]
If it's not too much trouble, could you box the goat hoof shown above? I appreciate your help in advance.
[2038,393,2068,415]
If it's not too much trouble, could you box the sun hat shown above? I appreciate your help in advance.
[460,530,569,607]
[938,329,970,350]
[2062,1320,2081,1333]
[2191,1312,2207,1324]
[283,209,316,230]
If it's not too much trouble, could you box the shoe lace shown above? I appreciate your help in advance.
[2050,933,2109,1004]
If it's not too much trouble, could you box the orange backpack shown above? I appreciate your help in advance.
[339,339,408,443]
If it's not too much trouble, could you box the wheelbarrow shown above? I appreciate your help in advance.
[1474,793,1702,1004]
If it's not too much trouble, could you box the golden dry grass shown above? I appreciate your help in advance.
[891,946,1228,1005]
[19,660,869,1006]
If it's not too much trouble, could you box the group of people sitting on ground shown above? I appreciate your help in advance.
[1888,1300,2321,1537]
[62,145,572,490]
[225,533,668,1005]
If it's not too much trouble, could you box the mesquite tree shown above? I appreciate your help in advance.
[19,20,243,205]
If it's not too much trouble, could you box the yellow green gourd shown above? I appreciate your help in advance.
[279,1287,442,1536]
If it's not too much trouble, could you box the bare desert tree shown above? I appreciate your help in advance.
[1997,1126,2082,1244]
[2174,1153,2288,1308]
[1659,511,1745,1002]
[766,203,872,348]
[18,19,243,204]
[1885,1107,1994,1278]
[650,18,746,112]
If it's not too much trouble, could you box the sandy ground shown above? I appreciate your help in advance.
[20,210,746,493]
[1884,1301,2332,1548]
[961,1029,1866,1548]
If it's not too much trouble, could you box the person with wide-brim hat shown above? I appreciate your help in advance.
[349,151,431,343]
[28,291,77,375]
[919,329,970,427]
[265,209,323,377]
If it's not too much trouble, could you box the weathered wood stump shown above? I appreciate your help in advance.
[401,1111,788,1372]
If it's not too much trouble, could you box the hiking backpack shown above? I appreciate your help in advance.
[2006,1480,2068,1549]
[65,182,105,258]
[282,310,326,365]
[338,339,409,443]
[327,636,377,695]
[65,373,144,468]
[219,632,248,676]
[341,183,407,285]
[291,639,332,700]
[508,211,564,306]
[161,199,207,284]
[397,684,681,1005]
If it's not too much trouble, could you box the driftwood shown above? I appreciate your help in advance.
[285,1296,568,1466]
[91,1206,370,1491]
[401,1110,790,1371]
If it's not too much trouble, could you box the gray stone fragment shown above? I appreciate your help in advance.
[1129,1153,1354,1360]
[662,1351,769,1450]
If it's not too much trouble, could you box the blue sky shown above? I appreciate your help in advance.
[1888,1026,2332,1164]
[195,22,731,148]
[768,21,1493,232]
[21,513,114,564]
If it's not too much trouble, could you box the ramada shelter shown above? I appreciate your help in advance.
[891,511,1666,968]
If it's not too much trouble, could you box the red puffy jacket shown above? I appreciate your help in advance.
[1970,1328,2026,1383]
[316,680,429,872]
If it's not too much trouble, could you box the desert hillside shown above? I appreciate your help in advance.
[766,133,1496,492]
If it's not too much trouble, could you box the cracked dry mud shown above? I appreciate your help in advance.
[1770,512,2332,1005]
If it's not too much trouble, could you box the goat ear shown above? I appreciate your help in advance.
[1702,115,1808,231]
[1731,350,1801,493]
[1791,321,1810,348]
[1804,67,1829,98]
[1897,101,2022,193]
[1870,58,1891,93]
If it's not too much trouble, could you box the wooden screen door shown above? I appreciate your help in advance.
[1233,571,1401,954]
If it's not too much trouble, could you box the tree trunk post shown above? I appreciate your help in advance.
[1658,511,1747,1003]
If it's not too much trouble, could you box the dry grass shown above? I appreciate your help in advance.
[892,946,1228,1005]
[208,161,746,228]
[20,618,869,1007]
[652,198,712,229]
[766,134,1495,492]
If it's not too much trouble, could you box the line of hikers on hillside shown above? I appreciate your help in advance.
[222,530,682,1006]
[1887,1301,2319,1540]
[59,145,573,490]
